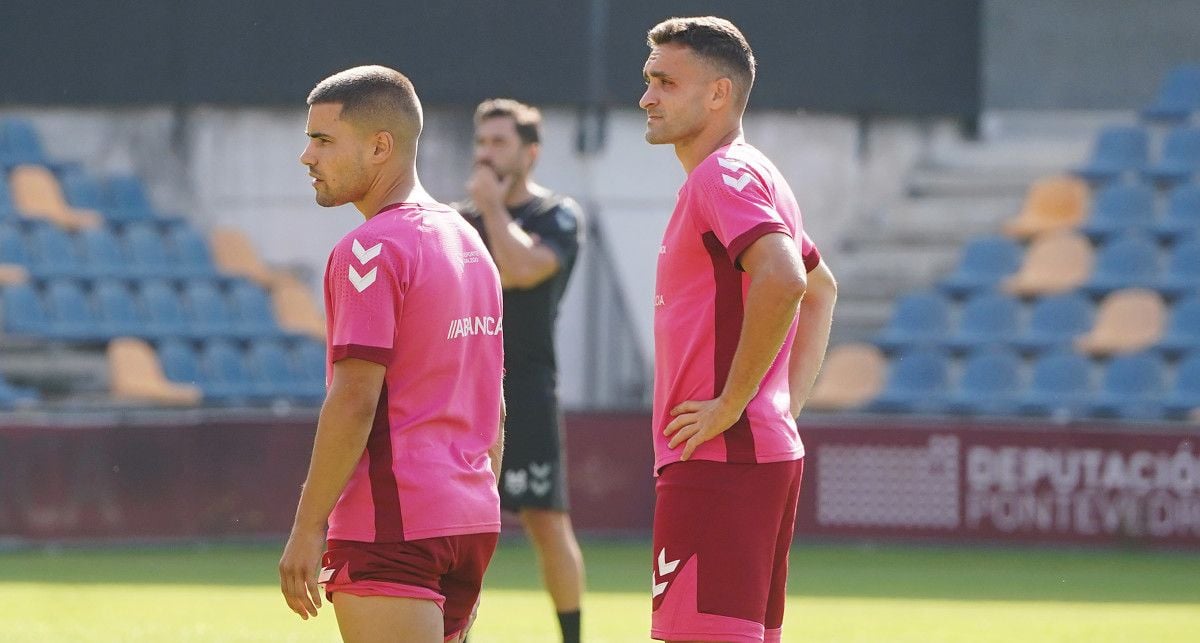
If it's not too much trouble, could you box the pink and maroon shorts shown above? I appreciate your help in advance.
[320,532,499,641]
[651,458,804,643]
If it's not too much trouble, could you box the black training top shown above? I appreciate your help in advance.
[455,194,583,389]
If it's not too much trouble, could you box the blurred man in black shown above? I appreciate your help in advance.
[455,99,585,643]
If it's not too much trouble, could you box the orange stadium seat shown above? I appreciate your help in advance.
[0,263,29,285]
[107,337,202,406]
[1002,176,1090,240]
[269,272,326,340]
[1074,288,1166,357]
[210,227,273,285]
[9,164,102,230]
[1002,230,1094,297]
[804,343,886,411]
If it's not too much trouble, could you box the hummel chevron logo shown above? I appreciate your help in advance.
[718,157,755,191]
[723,173,753,191]
[348,265,378,292]
[352,239,382,264]
[658,548,680,575]
[652,547,681,598]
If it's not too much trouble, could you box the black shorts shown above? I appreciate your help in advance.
[500,380,569,512]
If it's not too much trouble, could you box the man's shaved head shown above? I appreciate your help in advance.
[307,65,423,148]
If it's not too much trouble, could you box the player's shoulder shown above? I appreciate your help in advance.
[697,141,772,176]
[531,192,583,232]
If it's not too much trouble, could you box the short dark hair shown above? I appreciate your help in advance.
[474,98,542,145]
[307,65,423,140]
[647,16,756,103]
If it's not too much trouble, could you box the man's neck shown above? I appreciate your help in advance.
[676,122,744,174]
[355,168,433,219]
[503,177,541,209]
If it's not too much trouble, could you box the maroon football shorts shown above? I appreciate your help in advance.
[320,532,499,640]
[651,458,804,643]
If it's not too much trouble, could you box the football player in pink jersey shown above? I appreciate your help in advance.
[639,17,838,643]
[279,65,505,643]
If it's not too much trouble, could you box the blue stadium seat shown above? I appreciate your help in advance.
[1141,64,1200,123]
[874,291,952,352]
[936,236,1022,298]
[93,279,143,338]
[103,175,156,223]
[44,279,99,342]
[0,117,48,166]
[0,170,18,221]
[1153,184,1200,243]
[246,339,324,404]
[78,227,129,279]
[1016,351,1093,418]
[167,225,217,277]
[183,279,235,339]
[57,166,106,211]
[1073,126,1149,184]
[138,280,190,339]
[1078,183,1157,241]
[1088,352,1166,420]
[200,339,254,405]
[0,372,38,410]
[293,338,327,386]
[1012,293,1095,355]
[942,292,1021,353]
[1,283,50,337]
[27,223,83,279]
[1142,126,1200,185]
[941,348,1023,416]
[866,350,951,414]
[1163,352,1200,419]
[157,338,201,387]
[123,223,175,278]
[0,222,31,265]
[1156,236,1200,299]
[1157,295,1200,357]
[1081,234,1161,296]
[228,280,281,338]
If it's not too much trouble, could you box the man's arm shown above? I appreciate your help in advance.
[664,232,806,460]
[467,167,559,289]
[489,396,506,483]
[279,357,386,620]
[788,259,837,418]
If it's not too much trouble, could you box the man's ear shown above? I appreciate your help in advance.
[525,142,541,172]
[710,77,733,110]
[370,130,394,164]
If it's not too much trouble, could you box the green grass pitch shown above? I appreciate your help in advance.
[1,539,1199,641]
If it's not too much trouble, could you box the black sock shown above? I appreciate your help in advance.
[557,610,580,643]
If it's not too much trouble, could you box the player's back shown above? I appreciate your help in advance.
[324,201,504,543]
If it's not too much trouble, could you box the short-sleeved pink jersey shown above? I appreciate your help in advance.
[323,201,504,542]
[653,141,822,473]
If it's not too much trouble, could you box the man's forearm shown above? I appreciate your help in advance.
[789,262,837,417]
[718,270,805,413]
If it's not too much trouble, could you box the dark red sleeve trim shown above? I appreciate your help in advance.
[726,221,791,271]
[803,244,822,273]
[330,343,394,366]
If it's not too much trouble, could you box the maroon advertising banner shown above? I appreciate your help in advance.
[1,414,1197,547]
[796,421,1200,548]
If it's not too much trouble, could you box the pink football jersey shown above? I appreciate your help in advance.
[323,201,504,542]
[653,141,821,473]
